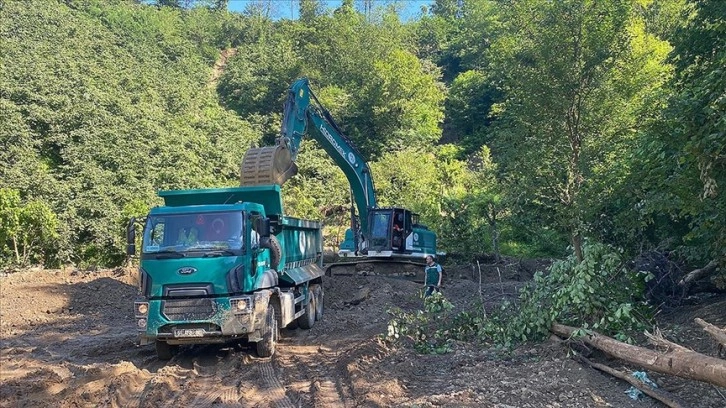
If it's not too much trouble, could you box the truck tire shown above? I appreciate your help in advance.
[256,305,278,357]
[155,340,177,360]
[312,284,324,321]
[269,235,282,270]
[297,294,316,329]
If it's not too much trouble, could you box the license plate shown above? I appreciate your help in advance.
[174,328,205,338]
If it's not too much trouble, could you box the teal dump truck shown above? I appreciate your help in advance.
[126,184,324,359]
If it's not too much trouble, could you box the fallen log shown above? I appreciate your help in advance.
[551,323,726,388]
[679,260,718,286]
[577,356,685,408]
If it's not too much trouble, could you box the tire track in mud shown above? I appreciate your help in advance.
[136,345,242,408]
[309,375,347,408]
[139,345,297,408]
[256,360,296,408]
[276,332,379,408]
[187,352,240,407]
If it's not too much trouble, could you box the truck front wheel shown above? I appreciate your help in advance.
[256,305,278,357]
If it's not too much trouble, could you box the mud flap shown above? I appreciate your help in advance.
[248,290,272,342]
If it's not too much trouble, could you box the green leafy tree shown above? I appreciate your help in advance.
[490,0,671,262]
[299,0,324,22]
[636,0,725,270]
[0,189,59,267]
[445,70,500,153]
[1,0,256,266]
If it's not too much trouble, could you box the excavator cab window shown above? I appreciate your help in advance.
[371,213,391,239]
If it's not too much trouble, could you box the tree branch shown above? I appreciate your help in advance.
[576,356,686,408]
[695,318,726,352]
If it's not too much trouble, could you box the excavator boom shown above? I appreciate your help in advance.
[241,78,376,234]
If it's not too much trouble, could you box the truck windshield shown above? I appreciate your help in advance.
[142,212,244,255]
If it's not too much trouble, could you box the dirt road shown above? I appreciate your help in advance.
[1,266,724,407]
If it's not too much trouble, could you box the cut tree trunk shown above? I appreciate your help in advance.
[551,323,726,388]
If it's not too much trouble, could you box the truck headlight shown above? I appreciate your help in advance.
[135,302,149,317]
[137,318,147,329]
[230,297,252,314]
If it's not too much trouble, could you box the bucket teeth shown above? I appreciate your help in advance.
[240,145,298,186]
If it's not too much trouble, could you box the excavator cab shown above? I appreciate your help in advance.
[367,208,412,254]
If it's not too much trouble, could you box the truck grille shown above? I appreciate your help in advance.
[162,298,216,321]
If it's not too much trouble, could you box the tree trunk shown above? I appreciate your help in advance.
[487,203,501,263]
[551,323,726,388]
[687,280,726,295]
[13,236,20,264]
[572,232,583,263]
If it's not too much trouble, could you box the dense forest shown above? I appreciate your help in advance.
[1,0,723,298]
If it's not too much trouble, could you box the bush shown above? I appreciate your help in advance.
[384,242,653,353]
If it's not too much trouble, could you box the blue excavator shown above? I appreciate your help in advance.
[240,78,443,278]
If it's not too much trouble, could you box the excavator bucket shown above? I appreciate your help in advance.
[240,145,298,186]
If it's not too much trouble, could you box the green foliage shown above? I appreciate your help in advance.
[0,188,59,267]
[1,0,720,275]
[489,0,672,260]
[1,0,257,266]
[385,242,651,353]
[634,0,726,269]
[508,242,651,343]
[369,148,441,224]
[445,70,500,153]
[385,292,456,354]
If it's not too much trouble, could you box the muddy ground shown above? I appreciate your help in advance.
[1,261,724,407]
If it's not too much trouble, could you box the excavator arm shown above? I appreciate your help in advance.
[241,78,377,238]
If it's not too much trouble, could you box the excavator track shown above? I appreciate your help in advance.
[240,145,298,186]
[325,259,427,283]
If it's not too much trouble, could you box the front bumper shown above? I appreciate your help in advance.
[136,292,269,346]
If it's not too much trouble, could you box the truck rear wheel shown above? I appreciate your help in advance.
[297,294,316,329]
[256,305,278,357]
[312,284,324,321]
[155,340,177,360]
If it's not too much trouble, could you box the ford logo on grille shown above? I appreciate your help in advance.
[177,267,197,275]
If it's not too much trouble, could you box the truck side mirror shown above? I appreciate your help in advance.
[126,217,136,256]
[257,218,271,249]
[257,218,271,238]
